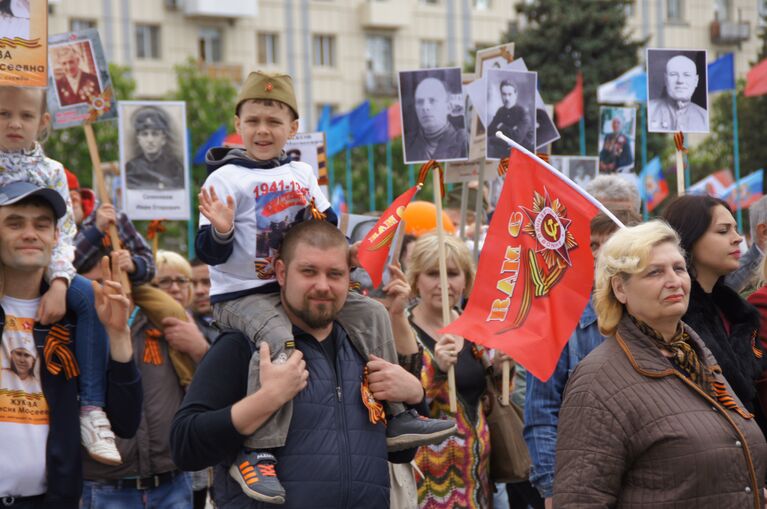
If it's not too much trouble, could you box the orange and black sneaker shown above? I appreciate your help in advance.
[229,450,286,504]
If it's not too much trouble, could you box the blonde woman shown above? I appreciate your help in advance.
[153,250,212,509]
[554,221,767,507]
[406,233,492,509]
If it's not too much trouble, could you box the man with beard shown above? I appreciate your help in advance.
[649,55,708,132]
[170,220,431,508]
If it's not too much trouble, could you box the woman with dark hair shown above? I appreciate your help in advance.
[662,195,766,430]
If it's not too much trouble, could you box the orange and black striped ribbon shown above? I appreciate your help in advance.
[309,198,327,220]
[673,131,687,154]
[143,328,164,365]
[712,380,753,419]
[752,331,763,359]
[417,160,444,198]
[361,366,387,425]
[44,324,80,379]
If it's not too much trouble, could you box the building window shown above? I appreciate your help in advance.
[625,0,635,17]
[714,0,731,21]
[135,24,160,60]
[366,35,394,95]
[70,18,96,32]
[257,33,279,65]
[199,28,223,63]
[313,34,336,67]
[420,40,442,69]
[473,0,490,9]
[666,0,684,21]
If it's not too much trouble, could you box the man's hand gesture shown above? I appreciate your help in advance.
[198,187,235,235]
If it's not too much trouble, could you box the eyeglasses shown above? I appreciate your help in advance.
[154,277,191,289]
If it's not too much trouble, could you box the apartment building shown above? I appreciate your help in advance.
[48,0,515,129]
[47,0,762,129]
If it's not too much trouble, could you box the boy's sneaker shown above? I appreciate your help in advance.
[80,408,122,465]
[229,450,286,504]
[386,409,458,452]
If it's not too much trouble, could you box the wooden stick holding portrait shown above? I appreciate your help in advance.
[432,168,458,413]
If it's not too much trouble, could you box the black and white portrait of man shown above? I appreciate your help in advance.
[399,68,468,164]
[647,48,709,133]
[485,69,536,159]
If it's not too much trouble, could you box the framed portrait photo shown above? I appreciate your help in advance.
[399,67,468,164]
[646,48,709,133]
[566,156,599,189]
[485,68,537,159]
[0,0,48,87]
[598,106,637,173]
[47,29,116,129]
[118,100,190,221]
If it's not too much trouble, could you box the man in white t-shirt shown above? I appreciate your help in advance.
[0,181,142,509]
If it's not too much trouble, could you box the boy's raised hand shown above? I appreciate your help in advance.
[198,186,235,235]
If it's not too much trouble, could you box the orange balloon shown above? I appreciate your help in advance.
[402,201,456,237]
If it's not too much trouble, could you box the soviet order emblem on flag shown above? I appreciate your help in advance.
[443,148,601,381]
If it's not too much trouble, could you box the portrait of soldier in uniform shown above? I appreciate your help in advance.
[125,106,185,191]
[485,69,536,158]
[52,43,102,108]
[647,49,709,133]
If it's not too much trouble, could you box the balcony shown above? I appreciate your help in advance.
[197,61,244,83]
[183,0,258,18]
[710,19,750,45]
[359,1,410,29]
[365,72,398,97]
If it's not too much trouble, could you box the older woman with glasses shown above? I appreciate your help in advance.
[554,221,767,507]
[153,250,213,509]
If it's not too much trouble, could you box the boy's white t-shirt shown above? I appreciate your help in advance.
[200,161,331,298]
[0,296,49,497]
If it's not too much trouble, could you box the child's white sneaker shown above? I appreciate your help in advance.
[81,408,122,465]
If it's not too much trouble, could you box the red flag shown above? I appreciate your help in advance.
[387,103,402,139]
[555,73,584,129]
[357,185,420,287]
[745,58,767,97]
[442,149,600,381]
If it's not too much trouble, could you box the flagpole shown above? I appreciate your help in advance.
[432,169,458,414]
[368,144,375,212]
[459,183,468,239]
[578,116,586,156]
[346,146,353,214]
[733,90,743,231]
[640,104,648,220]
[328,154,335,191]
[186,128,196,259]
[495,131,626,228]
[386,140,393,204]
[473,161,485,263]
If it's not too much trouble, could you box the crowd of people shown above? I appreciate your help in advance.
[3,66,767,509]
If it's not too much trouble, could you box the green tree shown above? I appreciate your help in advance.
[688,27,767,190]
[507,0,669,161]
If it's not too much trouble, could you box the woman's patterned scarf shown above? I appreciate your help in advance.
[630,315,753,419]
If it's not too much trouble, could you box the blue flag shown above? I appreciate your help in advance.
[193,124,227,165]
[597,66,647,104]
[350,109,388,148]
[639,157,669,211]
[721,169,764,209]
[708,53,735,93]
[317,104,332,132]
[326,115,350,157]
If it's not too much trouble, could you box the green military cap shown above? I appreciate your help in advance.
[236,71,299,119]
